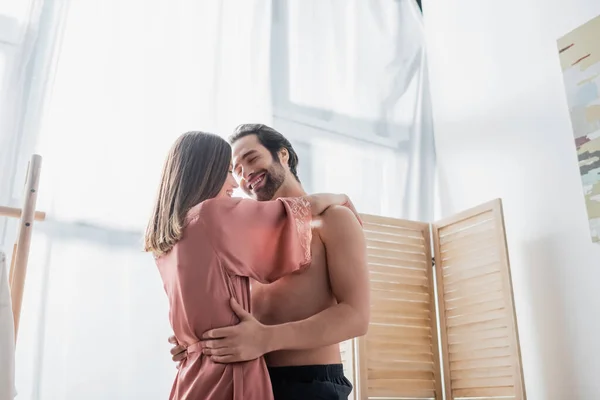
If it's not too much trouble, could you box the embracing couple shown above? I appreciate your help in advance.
[144,124,370,400]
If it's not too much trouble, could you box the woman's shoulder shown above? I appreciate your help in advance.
[185,197,245,225]
[197,197,246,214]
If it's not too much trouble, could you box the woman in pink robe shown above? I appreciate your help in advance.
[144,131,353,400]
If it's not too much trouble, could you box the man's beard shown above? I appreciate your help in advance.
[250,162,286,201]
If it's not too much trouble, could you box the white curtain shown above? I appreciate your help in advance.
[270,0,433,220]
[0,1,434,399]
[9,1,273,399]
[0,1,68,398]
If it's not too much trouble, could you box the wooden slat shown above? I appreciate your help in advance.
[369,271,428,286]
[440,229,496,253]
[367,341,432,355]
[368,368,433,380]
[446,289,505,310]
[445,274,503,298]
[442,258,501,278]
[449,345,512,363]
[367,255,427,270]
[452,375,514,389]
[369,313,431,328]
[371,297,430,314]
[368,248,428,263]
[447,317,508,336]
[450,355,514,371]
[364,231,424,246]
[447,326,511,345]
[446,308,507,329]
[450,338,512,360]
[367,359,435,373]
[433,199,526,400]
[366,238,424,254]
[454,385,514,398]
[440,243,500,264]
[451,365,513,380]
[365,388,435,399]
[369,377,436,391]
[439,219,495,245]
[368,387,435,399]
[438,209,494,236]
[444,282,504,302]
[362,213,427,232]
[368,263,428,277]
[369,324,432,340]
[371,289,429,303]
[446,297,506,318]
[442,256,501,274]
[367,332,433,347]
[439,223,496,250]
[358,216,442,399]
[370,275,430,292]
[368,349,434,364]
[363,222,421,239]
[443,262,501,286]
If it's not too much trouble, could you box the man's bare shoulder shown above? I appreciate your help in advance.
[318,205,361,239]
[322,204,355,220]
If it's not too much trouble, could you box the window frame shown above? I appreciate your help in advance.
[269,0,413,149]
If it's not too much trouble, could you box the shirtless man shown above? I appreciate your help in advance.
[169,124,370,400]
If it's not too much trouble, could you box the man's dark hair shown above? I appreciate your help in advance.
[229,124,300,182]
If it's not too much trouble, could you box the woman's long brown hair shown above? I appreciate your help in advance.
[144,131,231,256]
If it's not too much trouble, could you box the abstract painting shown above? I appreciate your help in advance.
[558,14,600,242]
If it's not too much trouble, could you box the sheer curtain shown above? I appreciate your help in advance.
[270,0,433,220]
[1,1,434,399]
[0,1,68,398]
[10,1,273,399]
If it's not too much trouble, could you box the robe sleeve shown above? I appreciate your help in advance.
[200,197,312,283]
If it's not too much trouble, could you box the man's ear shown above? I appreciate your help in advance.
[278,148,289,165]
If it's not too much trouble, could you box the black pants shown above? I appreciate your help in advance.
[268,364,353,400]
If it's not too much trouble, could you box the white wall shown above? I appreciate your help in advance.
[425,1,600,399]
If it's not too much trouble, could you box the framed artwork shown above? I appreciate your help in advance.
[558,15,600,242]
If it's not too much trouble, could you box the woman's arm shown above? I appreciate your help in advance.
[201,194,358,283]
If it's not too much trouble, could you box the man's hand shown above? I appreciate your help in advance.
[201,298,272,363]
[169,335,187,367]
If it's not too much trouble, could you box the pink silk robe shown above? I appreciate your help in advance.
[156,197,312,400]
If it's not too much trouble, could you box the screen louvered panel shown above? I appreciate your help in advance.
[432,200,526,400]
[358,214,442,399]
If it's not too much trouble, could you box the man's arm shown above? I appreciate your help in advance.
[268,205,370,350]
[202,205,369,362]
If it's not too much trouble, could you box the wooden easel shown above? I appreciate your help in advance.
[0,154,44,342]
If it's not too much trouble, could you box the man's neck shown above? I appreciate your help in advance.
[273,179,306,199]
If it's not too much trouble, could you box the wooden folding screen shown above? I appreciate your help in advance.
[433,199,525,399]
[357,214,442,399]
[350,199,525,400]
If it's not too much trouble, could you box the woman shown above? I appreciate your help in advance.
[144,131,355,400]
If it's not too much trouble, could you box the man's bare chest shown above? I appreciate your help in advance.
[250,238,335,325]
